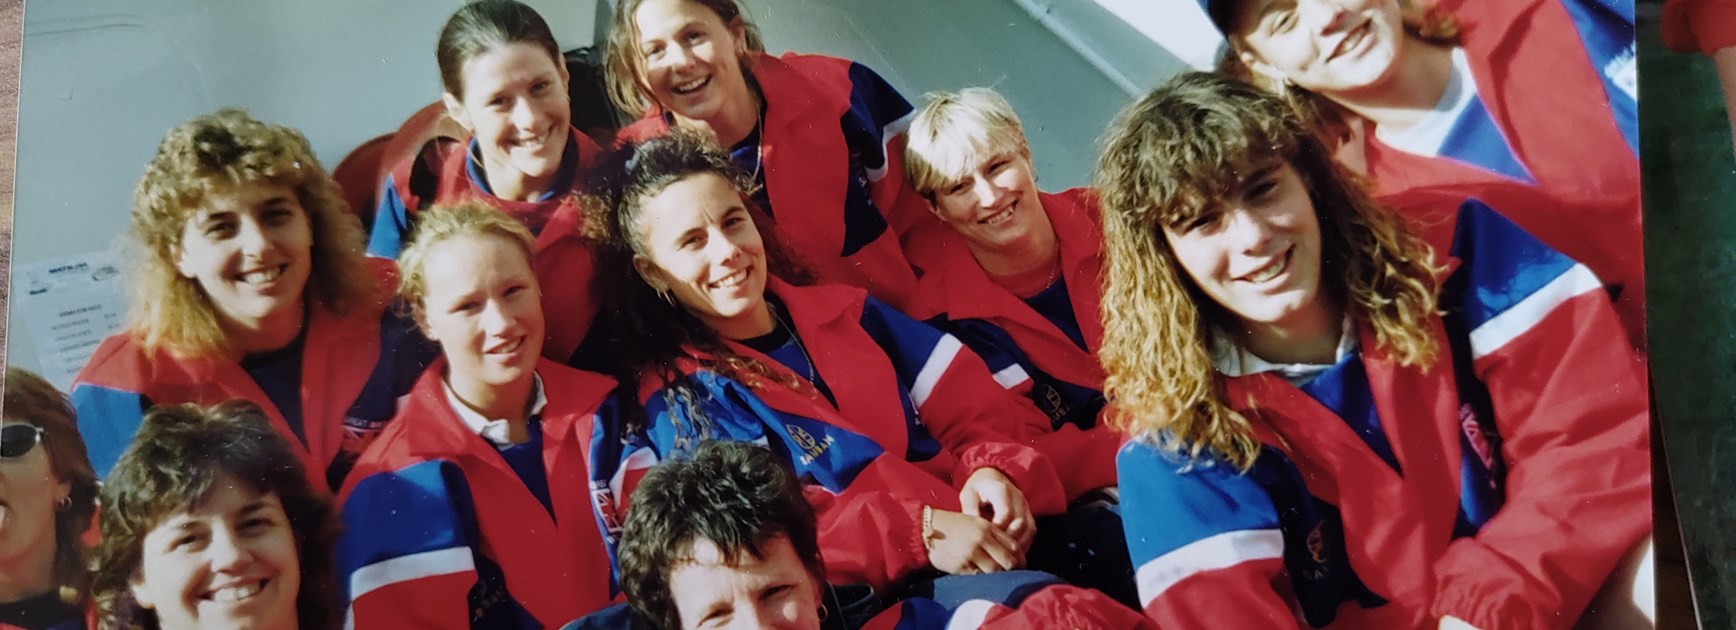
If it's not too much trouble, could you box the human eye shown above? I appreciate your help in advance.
[946,178,971,197]
[1270,8,1298,34]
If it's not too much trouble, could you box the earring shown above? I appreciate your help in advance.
[57,495,72,512]
[655,288,675,306]
[817,604,829,622]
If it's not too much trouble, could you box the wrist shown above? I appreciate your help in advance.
[921,505,936,551]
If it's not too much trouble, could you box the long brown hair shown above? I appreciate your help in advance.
[1093,72,1441,470]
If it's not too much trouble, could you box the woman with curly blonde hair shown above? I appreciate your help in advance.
[70,109,432,491]
[1097,72,1650,630]
[1203,0,1644,350]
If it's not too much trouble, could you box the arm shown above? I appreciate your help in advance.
[1117,441,1300,628]
[1427,203,1651,629]
[859,298,1066,515]
[840,61,951,276]
[337,460,481,630]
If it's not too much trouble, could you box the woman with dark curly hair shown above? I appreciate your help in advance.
[70,109,431,491]
[1096,72,1650,630]
[0,369,99,630]
[89,401,339,630]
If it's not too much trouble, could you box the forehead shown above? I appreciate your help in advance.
[420,235,534,292]
[638,173,744,229]
[668,537,806,602]
[194,181,296,214]
[634,0,727,39]
[459,42,560,93]
[149,477,277,531]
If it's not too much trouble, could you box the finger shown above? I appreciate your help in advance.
[958,487,983,517]
[976,535,1020,572]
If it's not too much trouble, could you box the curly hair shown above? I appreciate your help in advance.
[89,401,339,630]
[618,440,822,630]
[2,368,98,609]
[396,200,539,329]
[603,0,768,118]
[1093,72,1442,470]
[128,108,374,359]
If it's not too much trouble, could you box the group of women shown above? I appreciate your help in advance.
[0,0,1652,628]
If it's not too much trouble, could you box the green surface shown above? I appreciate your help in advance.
[1640,12,1736,629]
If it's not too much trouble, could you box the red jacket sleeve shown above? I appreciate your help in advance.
[802,465,933,590]
[1426,212,1652,629]
[976,584,1159,629]
[916,339,1068,516]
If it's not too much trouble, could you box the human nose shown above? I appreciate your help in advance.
[972,176,1006,208]
[1225,208,1276,254]
[511,97,540,130]
[481,299,520,336]
[1308,0,1353,35]
[236,217,271,257]
[207,526,254,573]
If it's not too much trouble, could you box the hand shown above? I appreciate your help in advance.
[958,467,1036,551]
[1439,615,1482,630]
[926,509,1023,575]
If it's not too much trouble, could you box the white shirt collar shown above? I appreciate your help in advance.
[442,374,548,448]
[1209,318,1359,386]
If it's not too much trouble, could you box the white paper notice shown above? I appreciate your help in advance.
[15,251,128,391]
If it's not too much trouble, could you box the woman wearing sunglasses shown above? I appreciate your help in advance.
[0,369,98,630]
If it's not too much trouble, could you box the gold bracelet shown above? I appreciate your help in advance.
[920,505,935,550]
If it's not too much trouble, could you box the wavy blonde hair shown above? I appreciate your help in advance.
[1093,72,1442,470]
[603,0,767,119]
[128,109,374,359]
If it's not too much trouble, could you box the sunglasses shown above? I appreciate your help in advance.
[0,424,45,459]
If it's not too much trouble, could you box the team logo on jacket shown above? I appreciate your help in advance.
[592,481,624,539]
[787,424,836,466]
[341,416,388,452]
[1459,403,1499,481]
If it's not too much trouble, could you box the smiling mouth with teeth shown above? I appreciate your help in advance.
[206,580,266,603]
[239,266,285,285]
[1241,249,1292,284]
[711,268,750,289]
[673,76,710,95]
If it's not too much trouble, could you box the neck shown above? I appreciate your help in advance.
[973,226,1062,298]
[482,155,556,203]
[447,370,536,429]
[1329,39,1455,133]
[711,300,776,341]
[679,77,761,147]
[0,540,58,603]
[1237,295,1343,366]
[223,300,306,358]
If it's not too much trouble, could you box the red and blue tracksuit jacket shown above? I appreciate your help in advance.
[336,358,625,630]
[617,53,944,308]
[1360,0,1644,347]
[1118,196,1650,629]
[906,188,1123,501]
[366,128,604,364]
[624,279,1066,589]
[69,258,428,491]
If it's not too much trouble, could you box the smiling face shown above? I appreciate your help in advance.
[174,183,313,337]
[443,42,572,199]
[669,535,823,630]
[632,172,772,340]
[1163,161,1328,335]
[632,0,754,126]
[930,148,1053,253]
[0,421,68,585]
[418,234,545,401]
[1229,0,1407,97]
[129,474,299,630]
